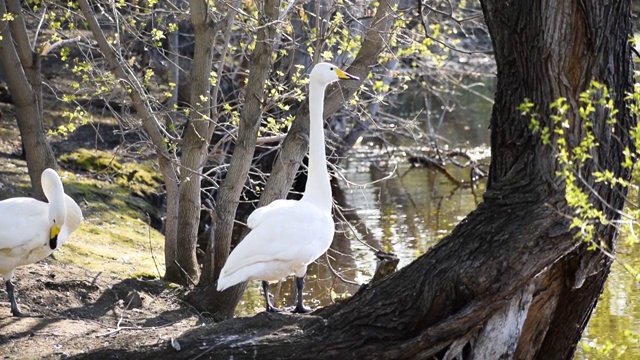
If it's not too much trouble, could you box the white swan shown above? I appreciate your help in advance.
[217,63,359,313]
[0,168,83,317]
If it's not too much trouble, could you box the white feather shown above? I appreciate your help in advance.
[217,201,334,290]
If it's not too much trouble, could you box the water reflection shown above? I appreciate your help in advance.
[338,157,486,270]
[392,75,495,148]
[576,242,640,359]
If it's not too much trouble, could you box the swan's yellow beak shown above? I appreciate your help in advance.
[336,68,359,81]
[50,224,60,240]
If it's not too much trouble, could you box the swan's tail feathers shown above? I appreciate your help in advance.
[216,272,242,292]
[216,278,230,291]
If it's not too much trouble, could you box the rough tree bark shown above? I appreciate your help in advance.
[75,0,635,358]
[0,0,57,197]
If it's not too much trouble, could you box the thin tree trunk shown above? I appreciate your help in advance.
[209,2,282,283]
[0,0,56,197]
[160,0,182,272]
[165,0,217,285]
[77,0,181,283]
[161,157,180,279]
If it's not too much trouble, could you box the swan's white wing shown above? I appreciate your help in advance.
[246,199,292,229]
[0,198,50,249]
[218,201,334,289]
[0,197,52,278]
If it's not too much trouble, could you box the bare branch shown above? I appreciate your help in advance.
[256,134,287,145]
[32,4,47,50]
[206,0,242,143]
[325,253,361,286]
[40,36,81,56]
[6,0,35,66]
[417,0,490,55]
[278,0,298,22]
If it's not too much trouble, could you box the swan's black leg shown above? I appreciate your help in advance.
[262,281,282,312]
[292,276,311,313]
[6,279,41,318]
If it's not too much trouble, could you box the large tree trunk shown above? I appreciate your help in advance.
[0,0,57,198]
[75,0,635,358]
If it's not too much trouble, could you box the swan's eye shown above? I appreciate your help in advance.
[53,219,56,223]
[330,67,334,71]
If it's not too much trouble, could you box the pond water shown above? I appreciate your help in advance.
[236,74,640,358]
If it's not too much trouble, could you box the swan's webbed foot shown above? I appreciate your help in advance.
[292,276,312,314]
[262,281,282,313]
[266,304,283,313]
[292,303,312,314]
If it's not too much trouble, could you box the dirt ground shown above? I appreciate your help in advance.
[0,260,205,359]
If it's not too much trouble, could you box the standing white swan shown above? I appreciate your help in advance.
[0,168,83,317]
[217,63,359,313]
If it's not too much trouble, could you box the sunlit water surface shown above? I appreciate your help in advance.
[234,74,640,359]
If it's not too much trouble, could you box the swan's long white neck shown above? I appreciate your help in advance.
[43,171,66,226]
[300,81,332,213]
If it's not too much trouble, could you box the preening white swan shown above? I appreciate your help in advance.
[217,63,359,313]
[0,168,83,317]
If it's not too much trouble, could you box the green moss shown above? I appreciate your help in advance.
[60,149,161,188]
[132,168,161,186]
[56,170,166,278]
[56,217,165,279]
[60,149,163,222]
[60,148,123,172]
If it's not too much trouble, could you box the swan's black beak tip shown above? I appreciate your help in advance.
[336,68,359,81]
